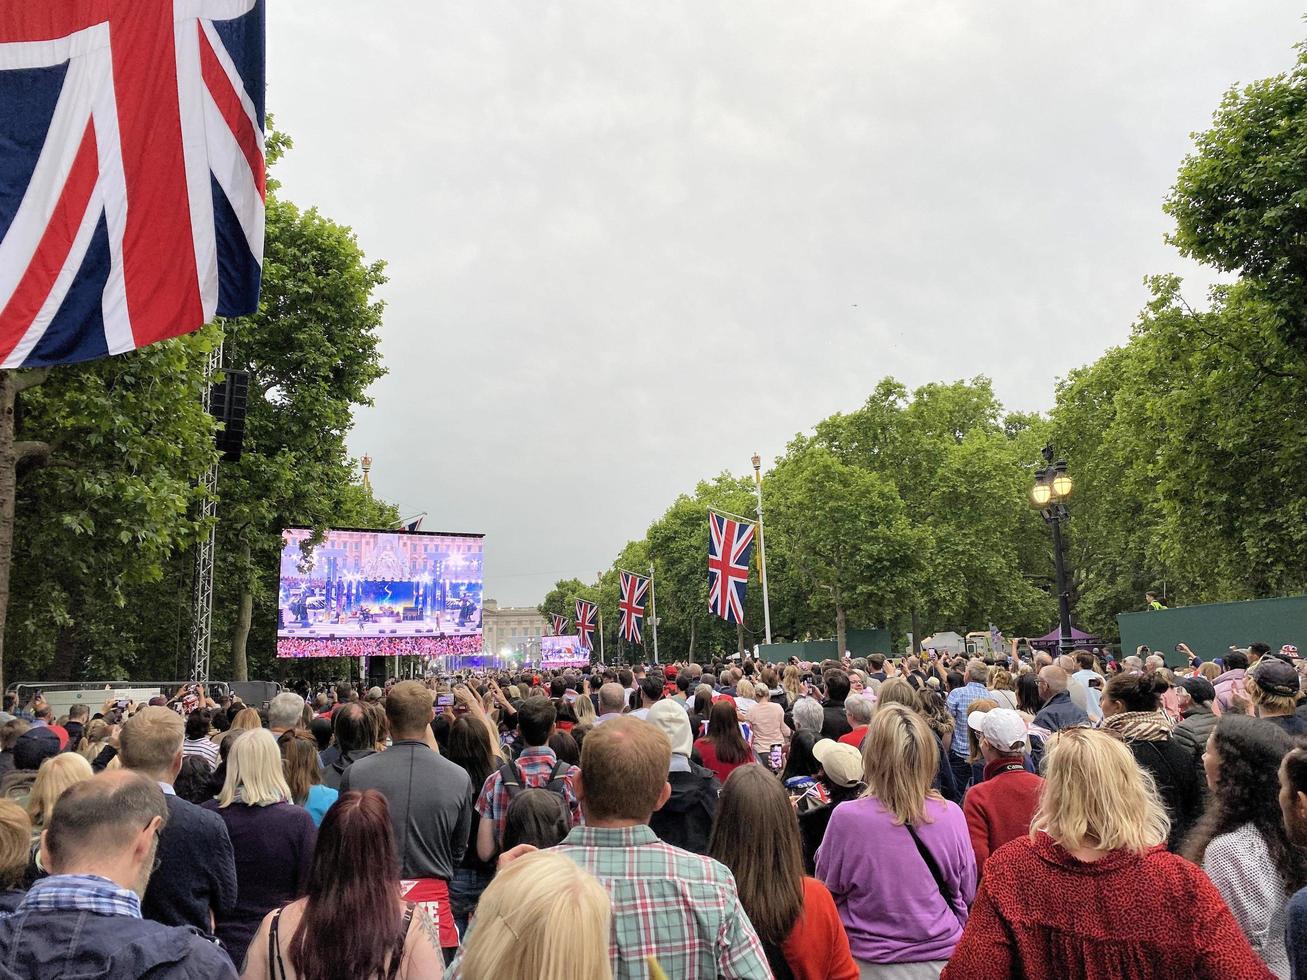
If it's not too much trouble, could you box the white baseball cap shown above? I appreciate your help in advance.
[967,707,1028,753]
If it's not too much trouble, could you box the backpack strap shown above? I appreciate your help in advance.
[268,907,287,980]
[543,760,570,794]
[383,903,417,980]
[499,759,525,801]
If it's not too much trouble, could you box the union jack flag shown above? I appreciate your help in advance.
[550,613,567,637]
[708,510,755,625]
[0,0,266,369]
[618,571,651,645]
[574,599,597,651]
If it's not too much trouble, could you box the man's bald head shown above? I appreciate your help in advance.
[598,682,626,714]
[1038,665,1069,694]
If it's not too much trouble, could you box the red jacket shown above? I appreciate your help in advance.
[780,877,859,980]
[941,834,1277,980]
[962,759,1043,873]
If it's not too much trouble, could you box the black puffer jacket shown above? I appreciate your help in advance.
[649,761,719,855]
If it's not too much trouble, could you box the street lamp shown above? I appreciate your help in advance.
[751,452,773,646]
[1029,445,1075,655]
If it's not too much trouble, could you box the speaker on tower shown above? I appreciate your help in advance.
[209,369,249,462]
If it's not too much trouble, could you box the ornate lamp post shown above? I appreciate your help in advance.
[1030,445,1075,655]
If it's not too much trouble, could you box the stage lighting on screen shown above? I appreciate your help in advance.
[276,527,484,659]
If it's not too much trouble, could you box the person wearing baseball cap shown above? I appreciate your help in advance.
[797,739,865,874]
[961,708,1043,875]
[1245,659,1307,736]
[1171,676,1219,780]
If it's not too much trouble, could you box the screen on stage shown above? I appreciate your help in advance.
[277,527,484,658]
[540,635,588,668]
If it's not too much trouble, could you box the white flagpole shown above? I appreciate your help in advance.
[752,453,773,646]
[598,607,605,663]
[648,563,660,665]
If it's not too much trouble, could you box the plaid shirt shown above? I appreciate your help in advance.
[475,745,580,844]
[945,681,990,755]
[555,825,770,980]
[15,874,141,918]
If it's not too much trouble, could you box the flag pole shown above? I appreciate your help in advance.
[751,453,773,646]
[648,562,660,666]
[598,607,605,663]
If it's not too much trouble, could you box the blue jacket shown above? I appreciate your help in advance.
[0,906,236,979]
[1032,691,1089,734]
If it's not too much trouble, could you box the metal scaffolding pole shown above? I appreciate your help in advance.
[189,343,223,686]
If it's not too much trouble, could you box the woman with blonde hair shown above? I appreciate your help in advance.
[572,689,596,725]
[204,729,316,969]
[25,752,92,834]
[0,798,29,912]
[941,727,1277,980]
[817,703,975,977]
[782,664,804,705]
[987,669,1018,711]
[453,849,613,980]
[76,718,111,761]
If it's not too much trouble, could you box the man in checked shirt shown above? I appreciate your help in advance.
[551,716,770,979]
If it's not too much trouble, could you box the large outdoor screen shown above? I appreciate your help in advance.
[540,635,588,669]
[277,527,484,659]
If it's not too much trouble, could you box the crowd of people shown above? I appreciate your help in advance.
[0,642,1306,978]
[276,634,485,659]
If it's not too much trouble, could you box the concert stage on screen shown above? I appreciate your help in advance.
[540,635,589,669]
[277,527,484,658]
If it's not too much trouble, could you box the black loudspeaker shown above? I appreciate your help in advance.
[209,370,249,462]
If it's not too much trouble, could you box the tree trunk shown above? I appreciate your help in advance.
[911,608,921,655]
[688,618,695,659]
[230,539,252,682]
[736,622,744,655]
[836,603,847,660]
[50,625,78,681]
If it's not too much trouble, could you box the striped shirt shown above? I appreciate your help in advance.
[182,737,220,770]
[555,825,769,980]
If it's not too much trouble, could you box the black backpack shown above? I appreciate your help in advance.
[498,758,571,803]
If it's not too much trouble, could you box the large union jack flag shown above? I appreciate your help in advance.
[574,599,597,651]
[618,570,650,645]
[0,0,266,369]
[549,613,567,637]
[708,510,755,625]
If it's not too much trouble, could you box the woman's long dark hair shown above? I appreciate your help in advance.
[1180,715,1307,893]
[781,730,821,782]
[289,790,403,980]
[1016,673,1042,714]
[708,765,805,947]
[444,716,497,793]
[705,699,750,765]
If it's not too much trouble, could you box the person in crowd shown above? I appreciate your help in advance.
[1244,659,1307,735]
[319,701,378,791]
[817,702,976,977]
[1068,650,1104,722]
[986,668,1019,711]
[941,727,1276,980]
[1278,746,1307,980]
[628,673,665,721]
[792,695,825,737]
[0,718,31,781]
[278,730,339,827]
[709,764,858,980]
[1032,665,1089,736]
[550,716,769,979]
[0,772,237,979]
[647,698,719,854]
[1215,649,1252,714]
[685,684,714,735]
[573,689,597,726]
[1100,671,1203,850]
[2,726,60,799]
[204,729,317,968]
[182,710,219,770]
[449,849,613,980]
[944,661,992,794]
[476,696,579,859]
[1181,716,1304,978]
[118,705,237,935]
[838,694,874,749]
[77,718,112,762]
[549,729,581,766]
[821,671,854,740]
[594,683,627,724]
[308,715,334,761]
[963,698,1000,788]
[443,715,499,939]
[26,752,93,837]
[267,692,307,738]
[240,790,442,980]
[1172,675,1220,779]
[0,798,30,912]
[962,708,1043,876]
[693,698,758,785]
[173,756,216,805]
[1014,672,1043,718]
[798,739,864,874]
[748,682,791,760]
[341,681,472,959]
[783,726,829,812]
[501,787,572,851]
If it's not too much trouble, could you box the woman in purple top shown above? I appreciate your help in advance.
[816,703,976,978]
[203,729,316,971]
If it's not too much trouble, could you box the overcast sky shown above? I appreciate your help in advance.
[267,2,1302,606]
